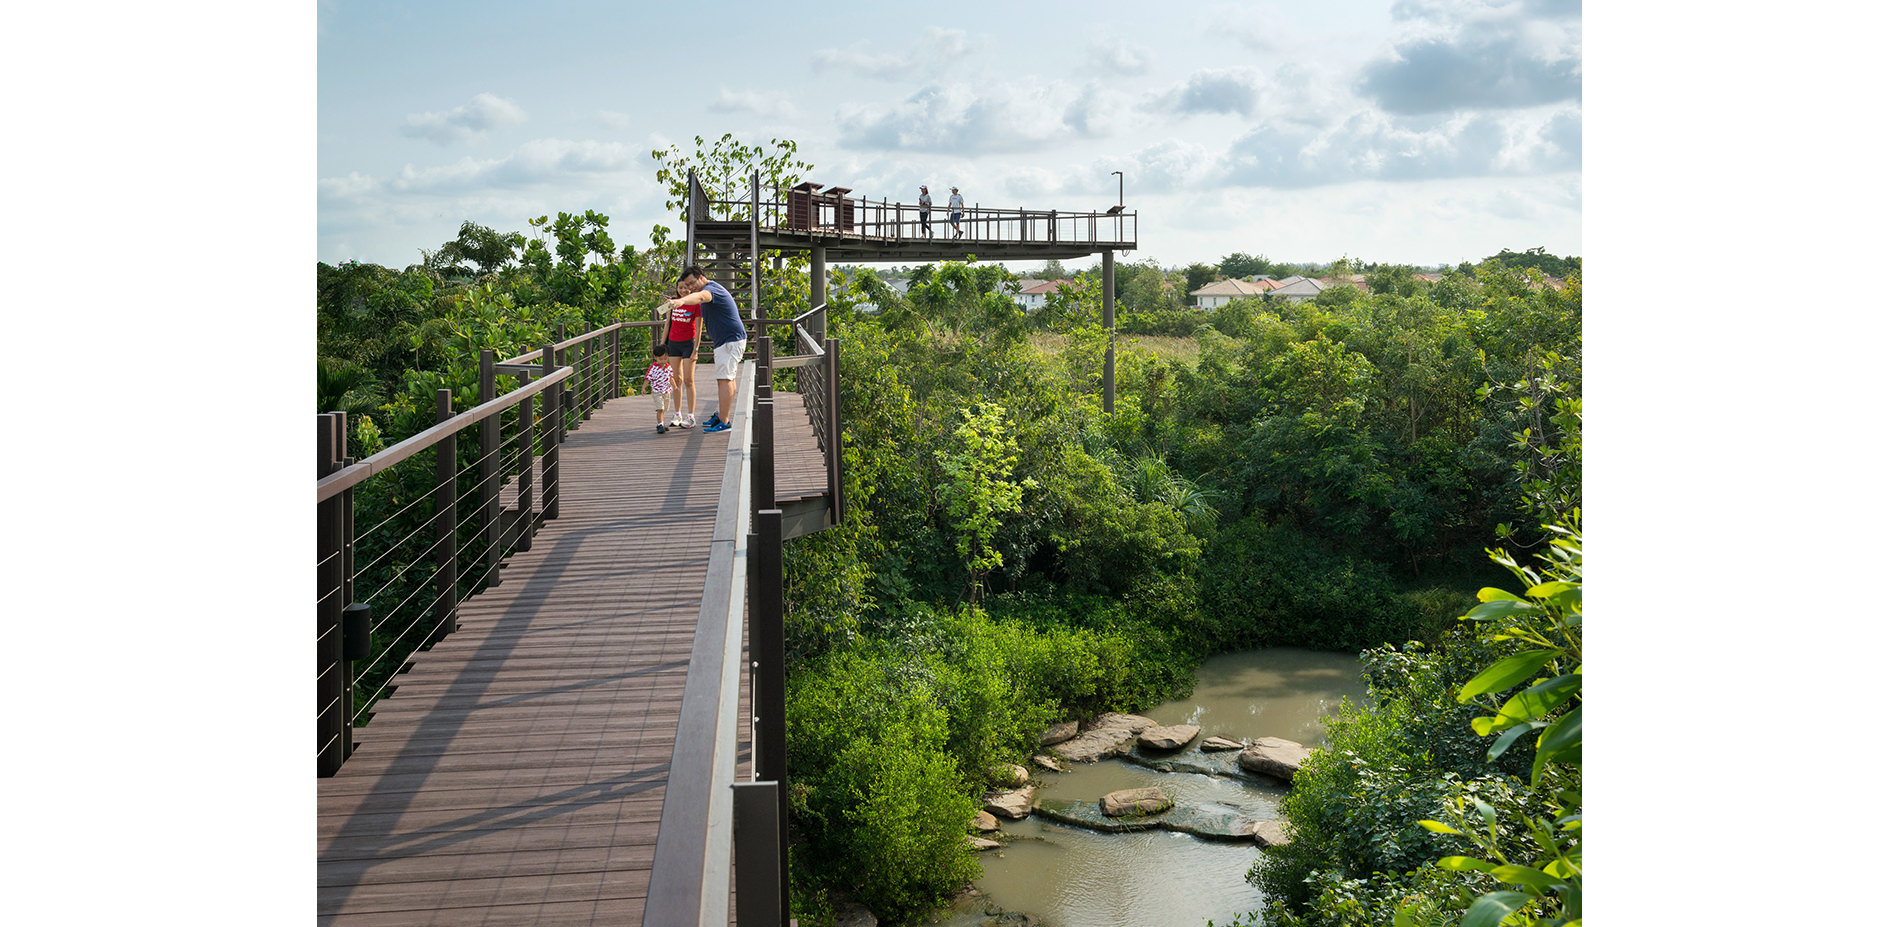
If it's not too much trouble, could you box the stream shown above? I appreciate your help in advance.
[942,648,1366,927]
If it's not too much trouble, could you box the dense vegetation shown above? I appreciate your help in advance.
[316,136,1580,923]
[776,254,1579,923]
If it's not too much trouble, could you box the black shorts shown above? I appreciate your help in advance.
[666,339,696,358]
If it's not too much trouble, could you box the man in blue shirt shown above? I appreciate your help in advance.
[654,264,747,433]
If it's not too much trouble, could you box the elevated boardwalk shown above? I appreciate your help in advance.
[317,367,823,925]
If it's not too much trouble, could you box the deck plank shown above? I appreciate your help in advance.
[317,371,804,925]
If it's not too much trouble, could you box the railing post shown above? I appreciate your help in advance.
[827,338,844,525]
[479,350,501,588]
[540,345,562,522]
[431,389,458,645]
[753,341,775,525]
[318,412,349,776]
[732,780,783,927]
[1102,249,1116,413]
[611,325,622,403]
[582,336,597,421]
[748,507,789,926]
[515,375,535,552]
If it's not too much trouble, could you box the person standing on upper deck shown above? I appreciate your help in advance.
[918,184,933,238]
[947,186,964,239]
[654,264,746,434]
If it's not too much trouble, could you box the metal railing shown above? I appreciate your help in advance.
[695,180,1136,249]
[752,304,844,527]
[316,319,660,776]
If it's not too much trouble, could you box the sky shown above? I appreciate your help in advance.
[318,0,1582,271]
[11,4,1900,924]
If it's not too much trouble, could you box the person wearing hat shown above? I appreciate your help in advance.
[947,186,965,239]
[918,184,933,238]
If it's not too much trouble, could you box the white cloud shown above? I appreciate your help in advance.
[836,82,1086,154]
[400,93,528,146]
[711,87,798,120]
[322,138,649,199]
[813,46,911,79]
[1147,67,1267,117]
[1222,106,1578,188]
[814,26,979,79]
[1360,0,1581,114]
[1087,37,1152,76]
[598,110,632,130]
[317,171,380,200]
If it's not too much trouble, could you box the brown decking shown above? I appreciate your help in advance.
[318,369,826,926]
[770,389,829,510]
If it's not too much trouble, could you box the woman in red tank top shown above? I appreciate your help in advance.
[663,282,702,426]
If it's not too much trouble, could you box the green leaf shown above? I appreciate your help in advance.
[1489,865,1565,891]
[1533,708,1583,784]
[1485,722,1536,762]
[1494,673,1581,723]
[1461,891,1531,927]
[1419,819,1464,835]
[1437,855,1494,871]
[1466,598,1543,621]
[1523,581,1576,599]
[1475,587,1525,603]
[1459,650,1560,701]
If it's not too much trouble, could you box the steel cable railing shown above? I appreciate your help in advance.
[320,321,663,774]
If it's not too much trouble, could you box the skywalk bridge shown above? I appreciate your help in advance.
[315,171,1136,925]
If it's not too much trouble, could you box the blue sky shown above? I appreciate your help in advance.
[318,0,1583,270]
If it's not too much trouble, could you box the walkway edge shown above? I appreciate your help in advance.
[643,361,758,927]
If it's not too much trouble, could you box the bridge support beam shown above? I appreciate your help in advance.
[810,246,826,314]
[1102,249,1116,413]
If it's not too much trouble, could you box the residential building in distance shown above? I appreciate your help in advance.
[1013,278,1068,312]
[1189,278,1268,309]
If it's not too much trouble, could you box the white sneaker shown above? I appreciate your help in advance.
[684,412,697,427]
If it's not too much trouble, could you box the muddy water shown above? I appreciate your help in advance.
[969,648,1365,927]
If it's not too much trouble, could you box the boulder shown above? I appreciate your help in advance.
[1101,787,1172,817]
[1050,712,1157,762]
[1031,754,1065,773]
[1251,820,1291,848]
[968,835,1003,851]
[1137,724,1201,752]
[1238,737,1312,780]
[1040,720,1079,746]
[971,810,999,833]
[833,899,877,927]
[998,763,1030,788]
[984,785,1036,820]
[1199,736,1245,752]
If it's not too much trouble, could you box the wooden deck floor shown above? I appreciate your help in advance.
[318,368,826,926]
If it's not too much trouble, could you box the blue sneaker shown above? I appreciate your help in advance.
[703,419,731,434]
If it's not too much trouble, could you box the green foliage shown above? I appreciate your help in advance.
[787,648,980,920]
[1413,518,1582,926]
[936,402,1034,602]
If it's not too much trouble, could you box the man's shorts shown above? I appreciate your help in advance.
[712,339,747,381]
[666,338,696,358]
[949,211,962,222]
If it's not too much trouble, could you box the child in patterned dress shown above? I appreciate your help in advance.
[644,343,675,434]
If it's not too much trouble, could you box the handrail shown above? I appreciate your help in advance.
[499,318,663,367]
[704,187,1136,248]
[317,366,573,504]
[319,316,641,777]
[643,358,758,927]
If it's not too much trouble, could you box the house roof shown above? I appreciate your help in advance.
[1189,278,1266,297]
[1267,276,1325,297]
[1019,279,1070,295]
